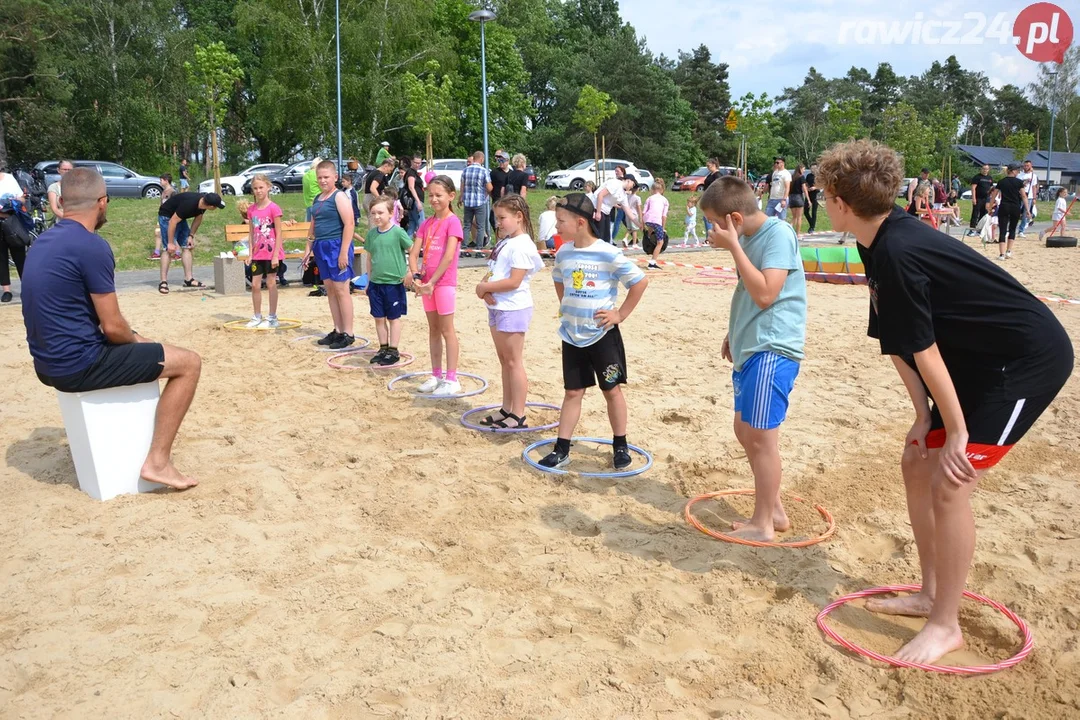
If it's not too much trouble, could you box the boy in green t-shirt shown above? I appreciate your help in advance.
[363,195,418,365]
[700,176,807,543]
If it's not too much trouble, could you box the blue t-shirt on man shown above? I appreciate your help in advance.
[21,219,116,377]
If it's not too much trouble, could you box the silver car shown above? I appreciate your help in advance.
[36,160,165,199]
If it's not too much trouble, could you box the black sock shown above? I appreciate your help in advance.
[379,343,389,351]
[555,438,571,455]
[613,434,628,450]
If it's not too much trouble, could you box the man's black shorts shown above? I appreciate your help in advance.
[38,343,165,393]
[562,326,627,391]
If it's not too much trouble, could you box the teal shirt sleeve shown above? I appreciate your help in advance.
[760,223,800,272]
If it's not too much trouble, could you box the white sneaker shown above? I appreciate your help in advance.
[998,254,1006,261]
[432,379,462,397]
[1005,251,1013,259]
[266,315,280,329]
[245,315,263,328]
[1018,232,1026,238]
[416,376,441,393]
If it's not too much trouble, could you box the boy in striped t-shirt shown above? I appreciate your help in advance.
[542,193,649,470]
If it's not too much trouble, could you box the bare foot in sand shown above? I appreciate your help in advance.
[727,524,775,543]
[893,621,963,665]
[865,591,934,617]
[732,505,790,533]
[140,459,198,490]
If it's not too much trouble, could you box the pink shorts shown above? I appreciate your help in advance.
[422,285,456,315]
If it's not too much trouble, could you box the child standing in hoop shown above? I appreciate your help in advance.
[302,160,356,350]
[244,174,285,328]
[409,176,465,397]
[363,195,417,366]
[474,194,544,429]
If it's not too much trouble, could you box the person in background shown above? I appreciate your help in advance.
[994,162,1030,261]
[364,157,394,217]
[967,163,995,237]
[375,141,392,167]
[805,163,819,233]
[787,163,808,239]
[701,158,723,234]
[764,157,791,220]
[489,150,511,243]
[402,154,425,237]
[157,190,224,293]
[341,174,361,228]
[642,178,670,269]
[302,157,322,222]
[151,173,176,259]
[538,196,558,250]
[0,164,27,303]
[610,165,628,240]
[1040,187,1071,241]
[458,150,493,250]
[507,154,530,198]
[47,159,74,223]
[178,158,190,191]
[1016,159,1038,237]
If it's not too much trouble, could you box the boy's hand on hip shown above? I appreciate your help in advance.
[595,308,621,328]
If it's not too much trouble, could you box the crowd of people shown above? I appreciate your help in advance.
[13,137,1074,671]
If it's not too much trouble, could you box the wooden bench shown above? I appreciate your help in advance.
[224,222,368,261]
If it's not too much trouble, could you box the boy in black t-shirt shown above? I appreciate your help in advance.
[967,164,995,235]
[817,139,1073,666]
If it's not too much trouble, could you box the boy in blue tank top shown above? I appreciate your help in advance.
[701,176,807,543]
[302,161,356,350]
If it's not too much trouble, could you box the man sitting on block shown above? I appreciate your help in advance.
[20,168,202,491]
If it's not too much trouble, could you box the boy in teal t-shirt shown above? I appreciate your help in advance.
[363,196,418,365]
[701,176,807,543]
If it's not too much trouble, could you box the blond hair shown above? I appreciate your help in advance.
[815,139,903,219]
[250,173,272,190]
[545,196,558,210]
[512,153,527,169]
[651,177,666,194]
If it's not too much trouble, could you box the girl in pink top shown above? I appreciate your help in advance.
[245,175,285,328]
[410,176,465,397]
[642,178,670,269]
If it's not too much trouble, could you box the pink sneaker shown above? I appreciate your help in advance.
[151,250,161,259]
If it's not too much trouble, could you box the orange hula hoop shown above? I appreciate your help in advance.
[684,489,836,548]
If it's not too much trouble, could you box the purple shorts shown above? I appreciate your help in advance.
[488,307,533,333]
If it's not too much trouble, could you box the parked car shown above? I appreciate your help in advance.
[545,159,644,191]
[201,163,287,195]
[634,169,655,191]
[898,177,916,198]
[1039,184,1067,202]
[425,158,469,192]
[256,160,316,195]
[673,166,737,192]
[36,160,164,199]
[525,165,538,189]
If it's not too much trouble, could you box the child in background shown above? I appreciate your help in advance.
[245,174,285,328]
[152,174,177,259]
[642,178,669,269]
[538,196,559,249]
[385,187,405,228]
[473,194,544,428]
[684,194,700,247]
[583,181,597,196]
[701,176,806,543]
[625,188,643,247]
[342,175,361,228]
[409,176,465,396]
[541,193,649,470]
[914,185,935,228]
[1040,187,1072,241]
[818,138,1072,665]
[364,196,417,366]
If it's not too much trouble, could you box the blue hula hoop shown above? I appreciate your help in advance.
[522,437,653,478]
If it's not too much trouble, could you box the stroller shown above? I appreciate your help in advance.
[13,167,48,236]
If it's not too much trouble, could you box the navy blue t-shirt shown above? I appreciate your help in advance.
[21,220,116,377]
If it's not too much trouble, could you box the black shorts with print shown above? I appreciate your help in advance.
[561,326,628,391]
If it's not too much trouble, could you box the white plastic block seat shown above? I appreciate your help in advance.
[55,381,162,500]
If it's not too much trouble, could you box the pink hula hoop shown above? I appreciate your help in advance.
[816,584,1034,675]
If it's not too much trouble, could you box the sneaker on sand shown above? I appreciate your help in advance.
[998,254,1006,261]
[245,315,263,329]
[151,250,162,259]
[431,380,462,397]
[369,348,389,364]
[317,331,342,346]
[1005,251,1013,259]
[1018,232,1026,238]
[329,333,355,350]
[613,446,632,470]
[266,316,280,329]
[538,448,570,469]
[376,350,401,366]
[416,376,441,393]
[647,262,660,269]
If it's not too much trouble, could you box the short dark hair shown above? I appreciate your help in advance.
[699,176,759,218]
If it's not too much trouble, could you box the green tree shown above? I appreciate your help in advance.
[573,84,617,183]
[825,99,865,145]
[1029,48,1080,152]
[734,92,785,172]
[402,60,455,167]
[185,41,243,193]
[879,102,935,175]
[1005,130,1035,161]
[672,45,733,157]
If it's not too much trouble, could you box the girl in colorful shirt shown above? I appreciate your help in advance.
[473,194,544,428]
[410,176,465,397]
[642,178,670,268]
[245,174,284,328]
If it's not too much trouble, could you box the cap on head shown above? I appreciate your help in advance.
[774,156,784,163]
[380,141,390,147]
[203,192,225,209]
[623,174,639,190]
[1007,162,1022,172]
[557,192,602,237]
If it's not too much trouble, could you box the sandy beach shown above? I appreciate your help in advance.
[2,238,1079,719]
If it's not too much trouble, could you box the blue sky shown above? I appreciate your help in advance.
[618,0,1073,99]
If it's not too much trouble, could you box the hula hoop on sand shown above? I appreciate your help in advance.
[684,489,835,548]
[291,334,371,352]
[522,437,653,478]
[683,275,737,286]
[816,584,1035,675]
[698,269,738,279]
[327,350,415,370]
[460,403,561,433]
[387,372,488,399]
[223,318,302,331]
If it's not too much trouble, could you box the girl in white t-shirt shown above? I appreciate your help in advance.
[1041,187,1071,242]
[474,194,544,429]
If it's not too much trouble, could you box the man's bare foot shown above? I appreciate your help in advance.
[140,459,198,490]
[865,591,934,617]
[893,621,964,665]
[732,506,790,533]
[728,524,775,543]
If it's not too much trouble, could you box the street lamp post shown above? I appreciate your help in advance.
[468,8,496,170]
[1046,68,1058,188]
[335,0,344,177]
